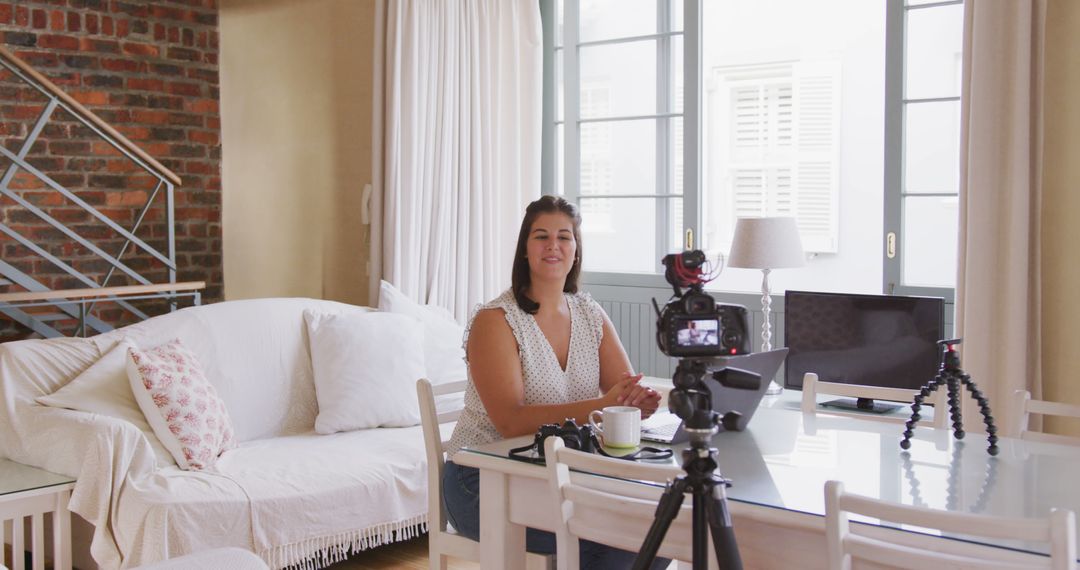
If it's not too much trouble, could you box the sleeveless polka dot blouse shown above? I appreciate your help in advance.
[446,289,605,459]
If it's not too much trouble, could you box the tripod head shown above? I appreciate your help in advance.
[668,357,761,445]
[938,338,963,372]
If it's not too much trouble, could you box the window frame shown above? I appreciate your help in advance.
[883,0,962,303]
[541,0,701,287]
[543,0,961,301]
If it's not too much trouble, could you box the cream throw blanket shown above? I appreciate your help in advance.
[0,299,436,569]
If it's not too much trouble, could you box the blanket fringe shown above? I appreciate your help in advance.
[261,514,429,570]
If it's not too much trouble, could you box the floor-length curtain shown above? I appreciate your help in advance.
[956,0,1046,434]
[370,0,542,322]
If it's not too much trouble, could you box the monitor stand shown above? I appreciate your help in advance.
[820,397,902,415]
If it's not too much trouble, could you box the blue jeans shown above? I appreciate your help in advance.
[442,460,671,570]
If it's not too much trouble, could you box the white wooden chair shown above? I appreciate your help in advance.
[416,378,551,570]
[801,372,948,429]
[1011,390,1080,446]
[825,480,1077,570]
[544,436,711,570]
[417,378,476,570]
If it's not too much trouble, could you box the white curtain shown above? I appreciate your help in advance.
[956,0,1046,433]
[370,0,542,322]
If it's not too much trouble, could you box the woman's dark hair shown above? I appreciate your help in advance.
[512,195,582,314]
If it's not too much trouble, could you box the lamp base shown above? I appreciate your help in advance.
[765,379,783,396]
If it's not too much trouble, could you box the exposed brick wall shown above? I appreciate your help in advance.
[0,0,221,341]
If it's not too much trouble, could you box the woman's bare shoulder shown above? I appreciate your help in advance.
[470,307,513,340]
[473,306,508,325]
[467,307,520,365]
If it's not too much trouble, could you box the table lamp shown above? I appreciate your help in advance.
[728,217,805,395]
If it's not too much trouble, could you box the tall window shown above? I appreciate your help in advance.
[884,0,963,298]
[543,0,962,298]
[544,0,690,275]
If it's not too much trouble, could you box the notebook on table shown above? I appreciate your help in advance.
[640,348,788,444]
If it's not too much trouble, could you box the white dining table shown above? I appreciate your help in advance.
[453,390,1080,569]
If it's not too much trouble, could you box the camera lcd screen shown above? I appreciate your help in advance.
[675,318,720,347]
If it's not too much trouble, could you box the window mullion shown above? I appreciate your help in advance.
[564,0,581,207]
[540,0,557,196]
[683,0,702,250]
[883,0,904,295]
[657,0,672,255]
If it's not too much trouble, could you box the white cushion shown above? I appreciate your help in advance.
[35,338,174,467]
[127,339,237,471]
[378,280,467,385]
[94,298,373,442]
[305,310,425,433]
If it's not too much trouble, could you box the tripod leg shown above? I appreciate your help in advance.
[703,478,742,570]
[632,478,689,570]
[909,375,947,424]
[946,373,965,439]
[960,374,1000,456]
[901,374,946,450]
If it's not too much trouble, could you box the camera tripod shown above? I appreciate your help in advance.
[632,358,758,570]
[899,339,999,456]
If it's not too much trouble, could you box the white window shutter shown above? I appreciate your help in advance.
[714,62,837,254]
[793,61,841,253]
[773,167,795,216]
[731,85,766,161]
[772,83,795,151]
[732,167,767,218]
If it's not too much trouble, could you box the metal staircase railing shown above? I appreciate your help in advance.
[0,45,202,339]
[0,282,205,337]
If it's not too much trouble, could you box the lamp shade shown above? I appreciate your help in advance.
[727,217,805,269]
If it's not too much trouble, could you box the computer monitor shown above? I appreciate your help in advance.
[783,290,945,411]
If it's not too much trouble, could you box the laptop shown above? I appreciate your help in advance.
[640,348,789,444]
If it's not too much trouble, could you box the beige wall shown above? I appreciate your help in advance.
[219,0,374,305]
[1042,0,1080,435]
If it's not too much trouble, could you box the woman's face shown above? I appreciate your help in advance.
[526,212,577,285]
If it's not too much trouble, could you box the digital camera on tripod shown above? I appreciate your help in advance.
[654,250,752,358]
[633,250,760,570]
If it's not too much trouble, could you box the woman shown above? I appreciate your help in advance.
[443,195,669,569]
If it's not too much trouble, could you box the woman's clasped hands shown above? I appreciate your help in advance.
[609,371,663,419]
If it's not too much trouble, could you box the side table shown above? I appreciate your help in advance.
[1,459,75,570]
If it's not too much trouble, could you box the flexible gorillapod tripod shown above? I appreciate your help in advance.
[632,359,758,570]
[900,338,999,456]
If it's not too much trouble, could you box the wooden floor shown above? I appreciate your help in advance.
[5,537,467,570]
[325,535,479,570]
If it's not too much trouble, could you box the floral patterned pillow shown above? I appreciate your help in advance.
[126,339,235,470]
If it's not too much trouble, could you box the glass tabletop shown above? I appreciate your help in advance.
[0,458,75,497]
[460,391,1080,559]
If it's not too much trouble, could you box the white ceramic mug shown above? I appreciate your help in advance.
[588,406,641,448]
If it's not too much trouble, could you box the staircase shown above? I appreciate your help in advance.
[0,45,203,339]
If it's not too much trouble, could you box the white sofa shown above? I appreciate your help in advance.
[0,298,448,569]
